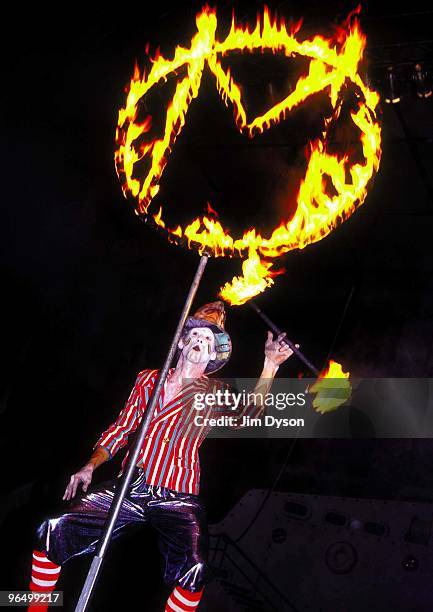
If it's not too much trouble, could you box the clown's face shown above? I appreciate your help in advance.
[178,326,216,368]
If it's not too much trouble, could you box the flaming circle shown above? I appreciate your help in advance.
[115,7,381,305]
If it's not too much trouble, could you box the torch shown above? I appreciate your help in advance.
[248,300,352,413]
[248,300,320,377]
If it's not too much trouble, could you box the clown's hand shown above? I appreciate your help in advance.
[264,331,298,368]
[63,465,94,501]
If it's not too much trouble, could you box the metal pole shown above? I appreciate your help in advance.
[75,254,209,612]
[248,301,320,377]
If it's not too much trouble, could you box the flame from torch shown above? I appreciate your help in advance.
[115,6,381,306]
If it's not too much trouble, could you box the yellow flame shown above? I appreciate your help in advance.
[153,206,165,228]
[115,6,381,306]
[320,359,350,379]
[220,248,275,304]
[309,359,352,413]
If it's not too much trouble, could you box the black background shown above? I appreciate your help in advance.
[2,1,433,609]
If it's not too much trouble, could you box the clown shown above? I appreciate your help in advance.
[28,301,294,611]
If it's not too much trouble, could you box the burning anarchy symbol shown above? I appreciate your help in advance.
[115,7,382,305]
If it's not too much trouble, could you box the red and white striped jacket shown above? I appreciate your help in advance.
[94,368,260,495]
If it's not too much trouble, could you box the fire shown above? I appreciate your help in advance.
[220,248,276,305]
[115,6,381,305]
[309,359,352,413]
[320,359,350,379]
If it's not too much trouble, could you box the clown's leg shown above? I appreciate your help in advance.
[148,491,208,611]
[28,550,61,611]
[165,585,204,611]
[28,473,146,611]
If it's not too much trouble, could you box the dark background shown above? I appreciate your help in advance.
[1,0,433,609]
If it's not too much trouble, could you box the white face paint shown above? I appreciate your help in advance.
[178,326,216,368]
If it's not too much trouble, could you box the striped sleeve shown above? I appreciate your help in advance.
[93,369,153,458]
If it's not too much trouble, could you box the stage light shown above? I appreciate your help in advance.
[402,555,419,571]
[384,66,401,104]
[412,63,432,99]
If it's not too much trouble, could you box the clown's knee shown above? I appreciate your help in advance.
[34,515,68,566]
[178,561,209,592]
[35,518,50,551]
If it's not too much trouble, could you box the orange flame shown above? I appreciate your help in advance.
[206,202,219,217]
[320,359,350,380]
[309,359,352,413]
[115,6,381,305]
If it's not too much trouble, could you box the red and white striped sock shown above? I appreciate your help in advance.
[28,550,61,611]
[165,586,204,611]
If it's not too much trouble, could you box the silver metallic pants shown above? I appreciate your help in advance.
[35,468,209,592]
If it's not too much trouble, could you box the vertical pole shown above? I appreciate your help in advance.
[74,254,209,612]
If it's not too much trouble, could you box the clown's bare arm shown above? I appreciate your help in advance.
[62,447,109,501]
[63,370,150,501]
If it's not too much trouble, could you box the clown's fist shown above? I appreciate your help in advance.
[264,331,298,367]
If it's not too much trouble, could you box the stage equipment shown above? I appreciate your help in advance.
[204,490,433,611]
[413,63,432,99]
[384,66,402,104]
